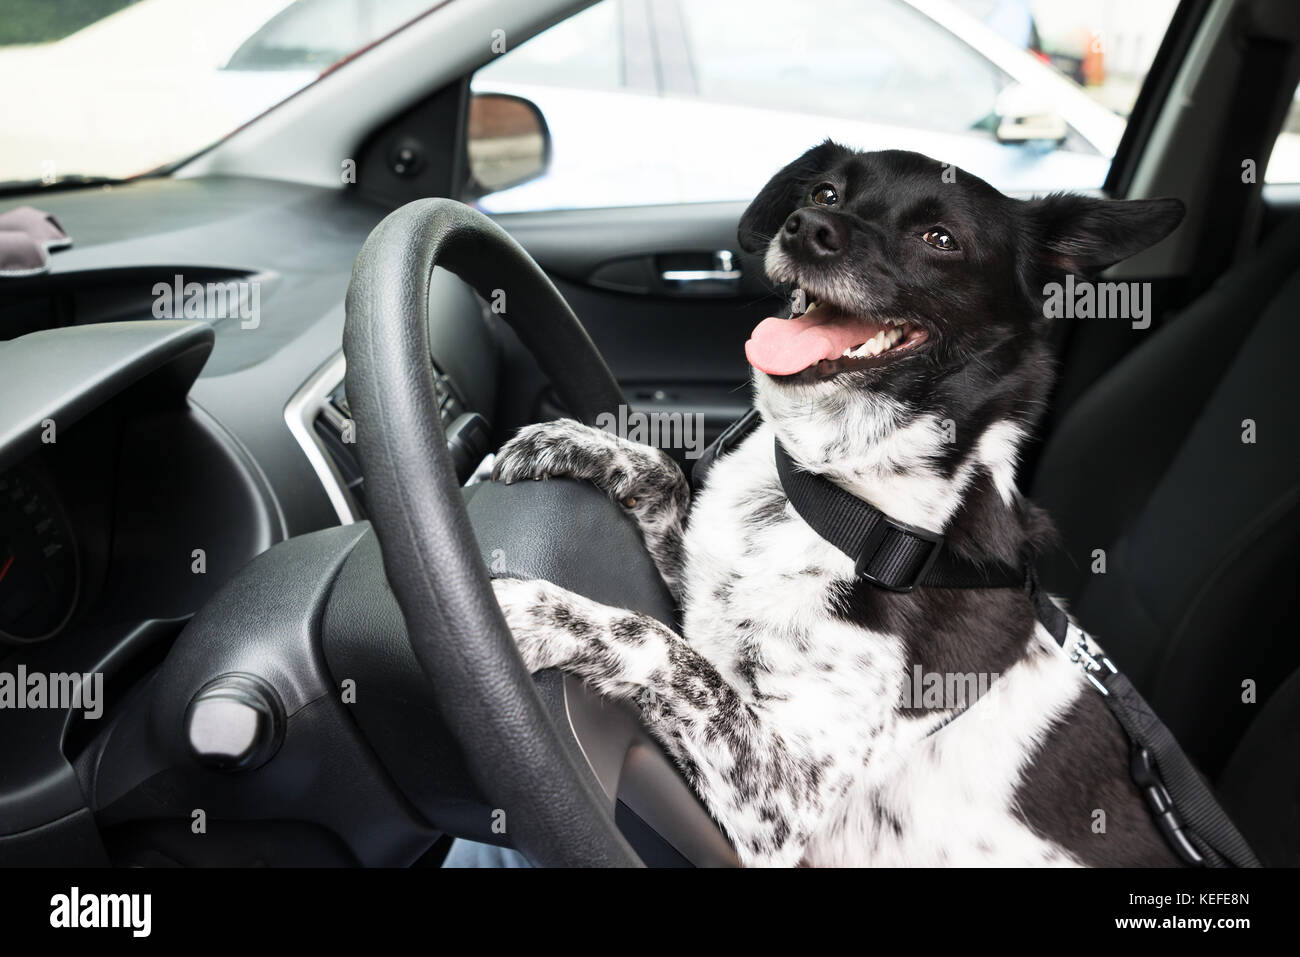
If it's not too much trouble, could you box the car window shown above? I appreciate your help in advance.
[0,0,440,186]
[469,0,1182,212]
[225,0,435,71]
[671,0,1004,135]
[472,0,625,92]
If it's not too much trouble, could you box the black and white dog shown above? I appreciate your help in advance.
[490,143,1186,867]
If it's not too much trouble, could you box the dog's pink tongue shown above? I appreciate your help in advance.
[745,313,884,376]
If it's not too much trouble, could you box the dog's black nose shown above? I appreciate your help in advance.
[782,208,846,259]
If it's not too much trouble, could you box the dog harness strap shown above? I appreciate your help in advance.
[1023,570,1261,868]
[1104,673,1260,868]
[776,436,1262,869]
[774,439,1022,591]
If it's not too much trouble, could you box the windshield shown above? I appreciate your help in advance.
[0,0,439,187]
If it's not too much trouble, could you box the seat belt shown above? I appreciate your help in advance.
[772,436,1262,868]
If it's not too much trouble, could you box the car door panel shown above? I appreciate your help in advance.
[494,203,777,455]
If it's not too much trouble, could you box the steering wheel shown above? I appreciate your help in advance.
[342,199,644,867]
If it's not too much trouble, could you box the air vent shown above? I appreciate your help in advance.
[310,369,483,518]
[312,381,366,517]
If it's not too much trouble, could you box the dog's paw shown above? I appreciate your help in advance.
[492,418,687,513]
[491,577,589,673]
[491,419,604,485]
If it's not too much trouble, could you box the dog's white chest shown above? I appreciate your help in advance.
[681,426,857,676]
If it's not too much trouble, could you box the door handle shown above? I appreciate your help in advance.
[587,249,744,296]
[661,250,741,286]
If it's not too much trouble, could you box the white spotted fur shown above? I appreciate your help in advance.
[491,373,1100,867]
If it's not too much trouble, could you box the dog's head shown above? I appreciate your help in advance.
[739,142,1184,477]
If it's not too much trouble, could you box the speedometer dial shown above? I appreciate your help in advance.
[0,467,80,643]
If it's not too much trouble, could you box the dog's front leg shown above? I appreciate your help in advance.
[492,577,857,867]
[492,419,690,600]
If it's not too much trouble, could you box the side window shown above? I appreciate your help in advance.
[469,0,1179,212]
[672,0,1004,136]
[472,1,626,93]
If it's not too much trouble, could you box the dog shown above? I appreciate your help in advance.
[490,143,1186,867]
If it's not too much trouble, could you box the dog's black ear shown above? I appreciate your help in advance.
[1022,193,1185,276]
[737,140,848,254]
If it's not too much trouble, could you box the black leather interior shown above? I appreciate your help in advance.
[342,199,640,866]
[1031,214,1300,860]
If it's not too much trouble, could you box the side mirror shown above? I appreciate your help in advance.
[465,92,552,198]
[994,83,1068,145]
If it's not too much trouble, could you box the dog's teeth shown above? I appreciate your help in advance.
[790,288,808,318]
[838,325,908,361]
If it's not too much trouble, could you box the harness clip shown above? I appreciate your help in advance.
[1067,626,1117,696]
[1131,746,1205,867]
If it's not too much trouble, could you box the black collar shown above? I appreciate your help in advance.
[774,438,1025,593]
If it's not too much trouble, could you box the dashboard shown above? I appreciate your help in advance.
[0,176,515,833]
[0,174,520,849]
[0,176,508,650]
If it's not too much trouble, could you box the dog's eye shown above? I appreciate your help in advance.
[811,184,838,206]
[922,228,959,251]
